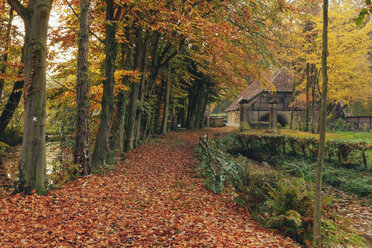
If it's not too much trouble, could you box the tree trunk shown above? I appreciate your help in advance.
[125,34,141,151]
[199,85,209,128]
[161,63,171,135]
[74,0,91,174]
[311,66,318,133]
[186,82,198,129]
[0,80,24,138]
[313,0,328,246]
[290,76,296,130]
[178,98,186,127]
[8,0,53,195]
[91,0,120,170]
[193,84,203,129]
[133,35,149,147]
[142,100,153,140]
[153,84,163,134]
[305,63,310,132]
[170,102,177,131]
[110,90,126,154]
[0,8,14,99]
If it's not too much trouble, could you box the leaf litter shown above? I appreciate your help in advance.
[0,130,298,247]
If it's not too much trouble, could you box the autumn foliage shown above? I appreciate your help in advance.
[0,131,297,247]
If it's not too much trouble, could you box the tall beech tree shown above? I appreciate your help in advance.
[91,0,122,170]
[0,79,24,138]
[125,28,142,151]
[7,0,53,194]
[313,0,328,246]
[0,8,14,99]
[0,7,24,139]
[133,32,150,148]
[161,62,171,135]
[75,0,91,174]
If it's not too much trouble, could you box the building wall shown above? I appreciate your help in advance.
[230,91,320,129]
[226,111,240,127]
[345,116,372,130]
[209,117,225,127]
[251,92,292,112]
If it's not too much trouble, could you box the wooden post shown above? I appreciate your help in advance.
[268,99,278,132]
[239,100,250,132]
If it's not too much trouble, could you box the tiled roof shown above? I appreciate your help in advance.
[270,69,292,92]
[225,69,292,112]
[225,82,262,112]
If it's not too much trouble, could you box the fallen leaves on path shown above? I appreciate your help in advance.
[323,186,372,247]
[0,130,298,247]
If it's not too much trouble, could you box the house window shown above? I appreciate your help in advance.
[280,97,285,103]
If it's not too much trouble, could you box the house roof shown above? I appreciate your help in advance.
[225,69,292,112]
[225,82,262,112]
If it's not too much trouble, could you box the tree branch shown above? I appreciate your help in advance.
[64,0,79,19]
[64,0,104,45]
[47,73,101,104]
[7,0,27,21]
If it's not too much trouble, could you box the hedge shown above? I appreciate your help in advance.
[236,133,371,168]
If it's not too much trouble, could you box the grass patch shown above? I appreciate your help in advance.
[278,130,372,144]
[210,113,227,117]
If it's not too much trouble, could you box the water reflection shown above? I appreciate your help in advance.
[0,142,72,196]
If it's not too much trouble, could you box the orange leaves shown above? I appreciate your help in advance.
[0,130,298,247]
[114,69,140,84]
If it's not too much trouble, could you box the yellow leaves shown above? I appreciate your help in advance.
[278,0,372,105]
[114,69,141,83]
[114,84,129,95]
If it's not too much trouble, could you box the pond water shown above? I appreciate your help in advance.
[0,142,72,196]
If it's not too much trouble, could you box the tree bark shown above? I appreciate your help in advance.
[186,82,198,129]
[0,80,24,138]
[305,63,310,132]
[290,72,298,130]
[8,0,53,195]
[74,0,91,174]
[313,0,328,246]
[91,0,121,170]
[133,35,149,147]
[199,85,209,128]
[0,8,14,99]
[170,101,177,131]
[125,29,142,151]
[153,84,163,134]
[161,63,171,135]
[311,66,319,133]
[110,90,126,154]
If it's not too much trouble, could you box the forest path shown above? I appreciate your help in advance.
[0,129,297,247]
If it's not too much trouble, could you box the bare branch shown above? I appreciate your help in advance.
[47,73,101,104]
[64,0,79,19]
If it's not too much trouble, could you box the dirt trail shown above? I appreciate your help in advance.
[0,130,297,247]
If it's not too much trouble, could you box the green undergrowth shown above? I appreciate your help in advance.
[280,159,372,199]
[195,135,367,247]
[217,133,372,198]
[241,130,372,168]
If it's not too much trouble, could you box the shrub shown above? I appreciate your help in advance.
[236,133,370,168]
[196,136,367,247]
[281,160,372,199]
[0,142,9,156]
[47,161,81,189]
[329,118,350,132]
